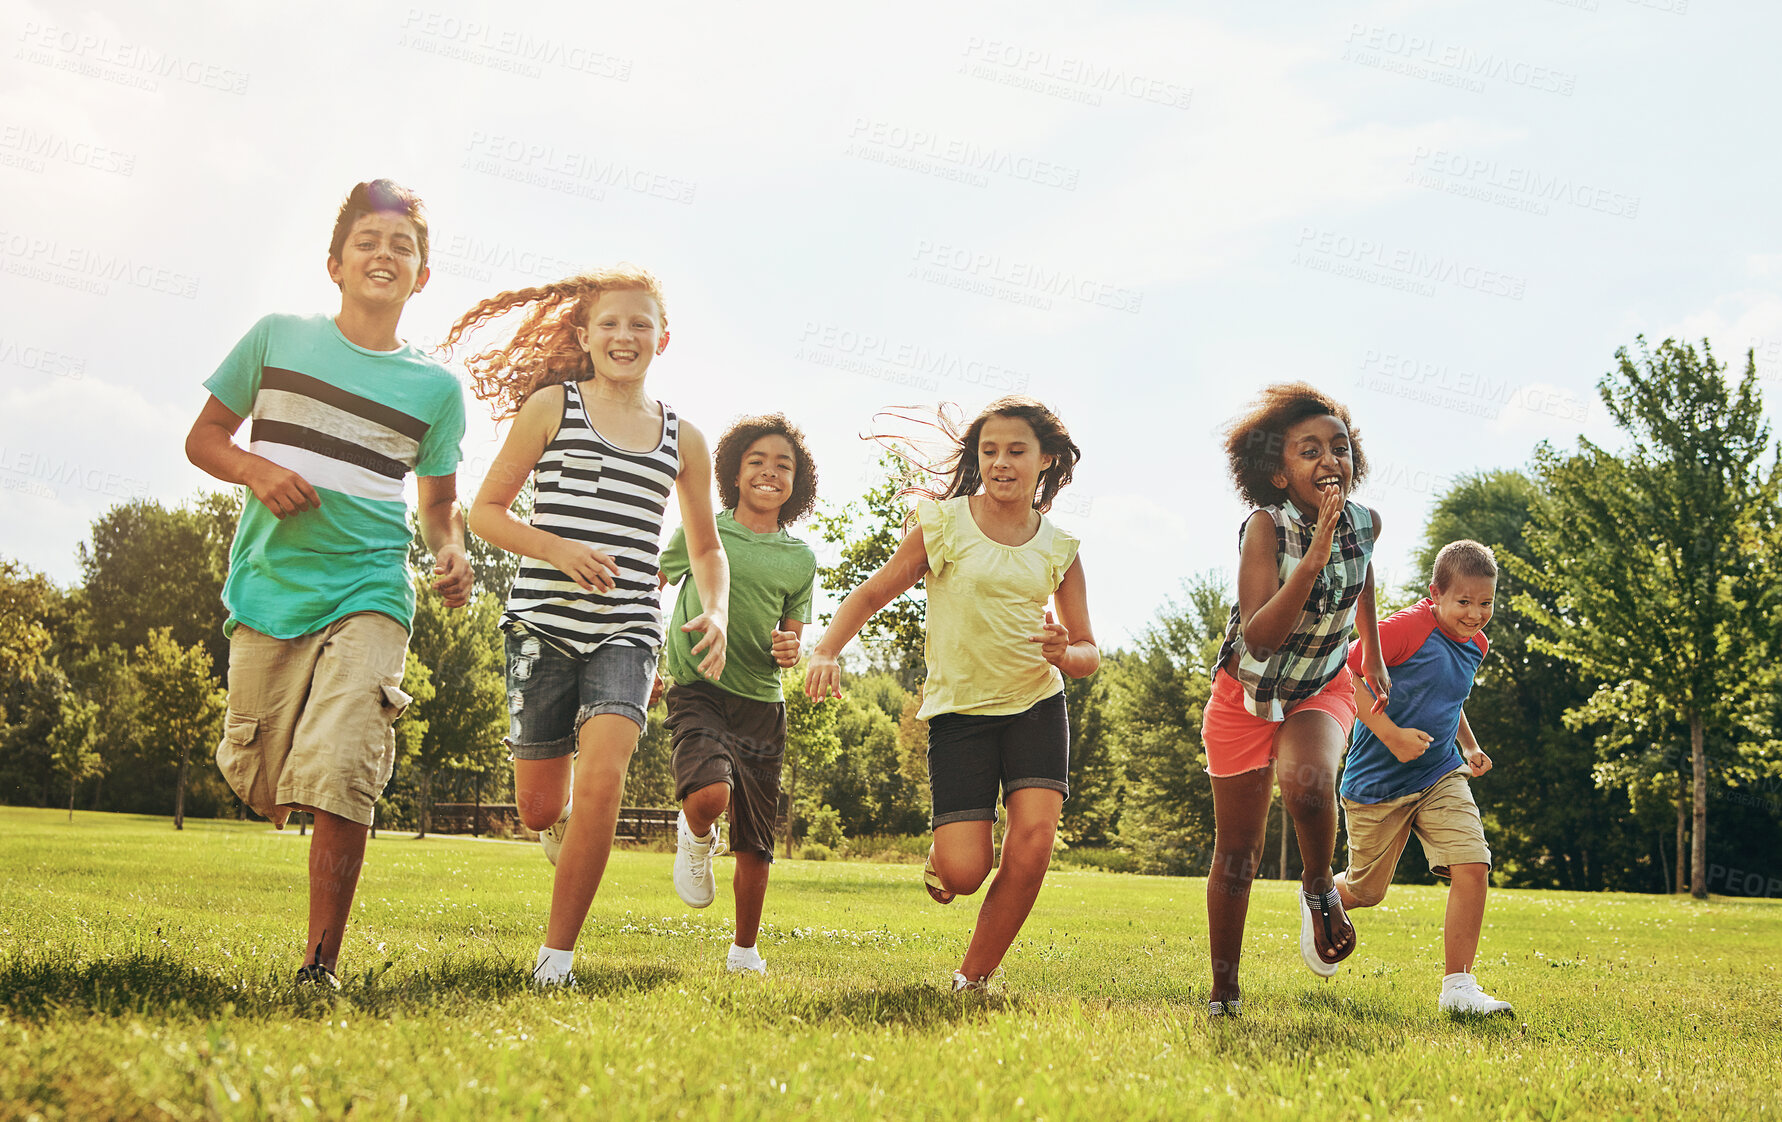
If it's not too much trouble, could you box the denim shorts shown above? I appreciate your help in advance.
[504,626,659,759]
[927,690,1070,828]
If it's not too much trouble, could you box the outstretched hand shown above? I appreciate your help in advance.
[682,611,728,680]
[431,544,473,609]
[1029,610,1071,667]
[804,651,842,701]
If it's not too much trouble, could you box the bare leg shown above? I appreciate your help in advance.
[305,810,368,971]
[513,755,573,833]
[956,788,1064,982]
[682,780,730,838]
[930,819,995,897]
[1444,863,1489,975]
[543,715,641,951]
[732,853,771,948]
[1207,767,1273,1004]
[1275,710,1354,962]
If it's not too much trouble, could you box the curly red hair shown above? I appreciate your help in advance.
[441,265,667,419]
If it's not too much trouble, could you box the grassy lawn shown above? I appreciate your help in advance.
[2,807,1777,1120]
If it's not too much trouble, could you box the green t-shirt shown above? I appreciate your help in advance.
[662,510,817,703]
[204,313,467,639]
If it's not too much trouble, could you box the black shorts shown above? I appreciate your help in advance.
[926,691,1070,828]
[665,681,786,860]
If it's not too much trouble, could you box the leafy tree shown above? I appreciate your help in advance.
[0,558,57,686]
[813,451,926,683]
[1511,338,1781,898]
[1110,574,1227,875]
[1060,657,1122,846]
[405,582,507,836]
[132,627,226,830]
[47,693,102,820]
[781,662,841,856]
[78,495,237,677]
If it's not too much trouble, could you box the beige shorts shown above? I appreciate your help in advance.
[1340,767,1491,906]
[216,612,412,828]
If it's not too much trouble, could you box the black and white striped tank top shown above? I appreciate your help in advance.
[504,380,681,655]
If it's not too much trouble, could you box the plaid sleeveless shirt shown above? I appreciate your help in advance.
[1214,499,1376,720]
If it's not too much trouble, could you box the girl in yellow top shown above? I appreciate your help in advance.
[805,396,1100,992]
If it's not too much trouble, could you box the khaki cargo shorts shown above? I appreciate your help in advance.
[1340,767,1492,906]
[215,612,411,828]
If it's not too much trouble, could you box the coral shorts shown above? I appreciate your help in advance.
[1201,666,1358,778]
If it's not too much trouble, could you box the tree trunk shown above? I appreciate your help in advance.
[1690,711,1708,900]
[1675,774,1687,894]
[174,746,191,830]
[1657,831,1671,895]
[68,783,75,823]
[418,769,433,839]
[784,759,798,860]
[473,771,484,838]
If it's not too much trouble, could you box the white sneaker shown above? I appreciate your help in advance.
[540,802,571,866]
[726,943,767,975]
[532,947,576,988]
[951,971,984,993]
[1439,973,1513,1015]
[673,810,724,908]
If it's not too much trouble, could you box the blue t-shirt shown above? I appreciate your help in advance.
[204,313,466,638]
[1340,598,1487,803]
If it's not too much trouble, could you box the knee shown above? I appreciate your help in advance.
[1211,843,1263,883]
[683,783,729,822]
[934,850,991,896]
[1346,878,1386,908]
[516,791,567,833]
[1449,863,1489,886]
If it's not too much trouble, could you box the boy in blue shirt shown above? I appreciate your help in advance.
[185,180,471,990]
[1336,540,1512,1015]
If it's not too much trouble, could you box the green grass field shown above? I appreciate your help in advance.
[2,807,1777,1120]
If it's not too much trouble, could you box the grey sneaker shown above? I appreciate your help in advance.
[1439,973,1513,1015]
[673,810,724,908]
[540,802,571,866]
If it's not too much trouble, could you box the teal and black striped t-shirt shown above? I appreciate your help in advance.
[204,313,466,639]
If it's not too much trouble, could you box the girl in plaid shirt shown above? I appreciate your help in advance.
[1201,383,1388,1016]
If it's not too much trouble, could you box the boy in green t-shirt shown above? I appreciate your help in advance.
[184,180,471,990]
[660,414,819,974]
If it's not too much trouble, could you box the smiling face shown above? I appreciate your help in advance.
[976,414,1054,506]
[574,288,664,383]
[327,212,428,308]
[1270,413,1352,514]
[1431,574,1495,642]
[734,433,797,523]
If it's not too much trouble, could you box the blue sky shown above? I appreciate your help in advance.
[3,0,1777,646]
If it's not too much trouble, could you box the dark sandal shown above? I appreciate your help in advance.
[1299,887,1354,976]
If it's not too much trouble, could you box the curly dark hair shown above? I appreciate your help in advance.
[713,413,819,527]
[1221,382,1368,508]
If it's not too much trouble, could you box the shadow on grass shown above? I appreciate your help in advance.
[740,983,1015,1029]
[0,953,685,1021]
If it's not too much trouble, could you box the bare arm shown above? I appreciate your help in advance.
[185,395,320,519]
[771,618,806,668]
[416,474,471,609]
[1234,486,1343,656]
[674,422,729,680]
[466,386,621,593]
[1351,671,1431,764]
[805,527,930,699]
[1458,709,1492,776]
[1031,555,1099,679]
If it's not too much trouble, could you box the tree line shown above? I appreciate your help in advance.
[2,338,1777,896]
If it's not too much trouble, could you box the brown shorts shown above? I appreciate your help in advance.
[216,612,412,828]
[664,681,785,860]
[1340,767,1492,906]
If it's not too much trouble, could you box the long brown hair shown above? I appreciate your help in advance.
[874,396,1081,514]
[440,265,667,419]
